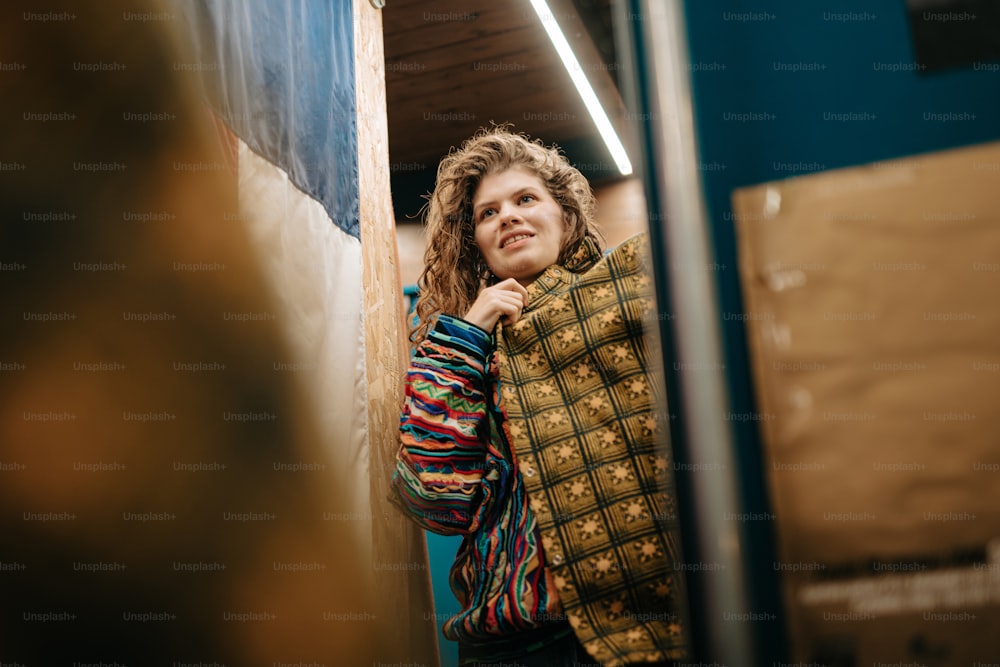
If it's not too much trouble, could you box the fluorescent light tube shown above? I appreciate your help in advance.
[529,0,633,176]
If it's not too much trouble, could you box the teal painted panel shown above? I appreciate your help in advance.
[426,531,462,667]
[679,0,1000,659]
[684,0,1000,409]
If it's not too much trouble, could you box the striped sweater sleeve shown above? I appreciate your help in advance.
[390,315,496,535]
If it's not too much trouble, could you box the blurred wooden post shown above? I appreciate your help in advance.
[355,1,441,665]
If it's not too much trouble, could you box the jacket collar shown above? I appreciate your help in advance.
[523,236,602,313]
[565,236,602,273]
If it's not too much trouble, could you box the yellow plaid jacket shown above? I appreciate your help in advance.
[497,233,688,665]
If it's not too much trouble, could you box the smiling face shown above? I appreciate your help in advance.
[472,168,570,287]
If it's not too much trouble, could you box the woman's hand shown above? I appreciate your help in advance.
[462,278,530,332]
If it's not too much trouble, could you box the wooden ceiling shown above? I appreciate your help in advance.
[382,0,629,220]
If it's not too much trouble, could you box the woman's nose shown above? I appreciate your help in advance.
[499,202,521,226]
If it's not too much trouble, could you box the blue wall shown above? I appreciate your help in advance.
[681,0,1000,660]
[426,533,462,667]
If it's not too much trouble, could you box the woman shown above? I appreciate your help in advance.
[391,127,687,666]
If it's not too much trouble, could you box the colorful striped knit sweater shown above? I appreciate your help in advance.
[391,234,688,665]
[391,315,561,639]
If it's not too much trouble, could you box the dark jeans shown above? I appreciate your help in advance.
[457,621,674,667]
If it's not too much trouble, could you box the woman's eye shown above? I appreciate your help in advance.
[520,194,535,204]
[479,208,496,221]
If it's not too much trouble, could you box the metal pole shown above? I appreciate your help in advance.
[618,1,757,663]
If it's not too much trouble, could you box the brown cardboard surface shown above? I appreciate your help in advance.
[732,141,1000,662]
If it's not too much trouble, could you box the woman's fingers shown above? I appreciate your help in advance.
[462,280,530,331]
[496,293,524,327]
[495,278,529,307]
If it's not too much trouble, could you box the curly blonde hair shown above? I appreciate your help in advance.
[411,127,602,345]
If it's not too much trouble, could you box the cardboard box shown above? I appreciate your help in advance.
[732,141,1000,664]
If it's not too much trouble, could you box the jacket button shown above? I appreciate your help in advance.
[524,466,535,477]
[551,554,564,565]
